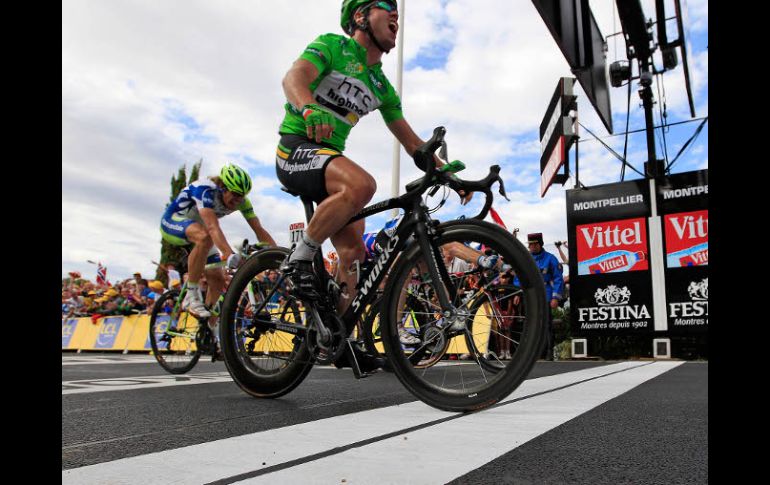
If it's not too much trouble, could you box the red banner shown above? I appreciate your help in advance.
[576,217,649,275]
[664,210,708,267]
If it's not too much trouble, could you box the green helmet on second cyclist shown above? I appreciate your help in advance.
[220,163,252,196]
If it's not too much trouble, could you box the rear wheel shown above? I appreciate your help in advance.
[381,219,546,412]
[149,289,202,374]
[220,248,314,398]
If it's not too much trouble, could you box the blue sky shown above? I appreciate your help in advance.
[62,0,707,283]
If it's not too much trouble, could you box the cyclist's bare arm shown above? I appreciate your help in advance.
[282,59,334,142]
[199,208,234,260]
[246,216,277,247]
[282,59,318,109]
[443,241,483,266]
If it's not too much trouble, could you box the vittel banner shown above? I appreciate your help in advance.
[664,210,708,268]
[576,217,649,275]
[656,169,708,333]
[566,179,654,335]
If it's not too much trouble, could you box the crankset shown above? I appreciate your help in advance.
[195,325,215,354]
[306,309,347,365]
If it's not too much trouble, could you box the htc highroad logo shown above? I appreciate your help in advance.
[669,278,708,325]
[573,195,643,212]
[578,285,650,330]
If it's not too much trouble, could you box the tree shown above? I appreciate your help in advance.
[156,160,204,285]
[190,158,202,184]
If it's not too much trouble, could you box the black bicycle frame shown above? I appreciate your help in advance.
[302,189,455,337]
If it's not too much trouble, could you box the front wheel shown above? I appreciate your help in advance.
[381,219,547,412]
[149,289,202,374]
[219,247,314,399]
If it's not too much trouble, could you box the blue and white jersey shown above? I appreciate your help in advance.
[164,180,255,224]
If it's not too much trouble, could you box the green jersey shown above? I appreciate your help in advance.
[279,33,404,152]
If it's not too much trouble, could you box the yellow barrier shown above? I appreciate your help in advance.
[62,304,494,355]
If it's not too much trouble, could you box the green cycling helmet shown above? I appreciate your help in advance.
[219,163,252,196]
[340,0,397,35]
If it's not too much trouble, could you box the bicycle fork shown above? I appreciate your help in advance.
[414,219,467,333]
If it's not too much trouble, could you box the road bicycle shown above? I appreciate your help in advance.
[219,127,546,412]
[148,240,268,374]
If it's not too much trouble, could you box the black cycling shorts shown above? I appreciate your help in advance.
[275,134,344,203]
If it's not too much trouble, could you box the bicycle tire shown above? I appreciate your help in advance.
[149,289,202,374]
[380,219,546,412]
[220,247,314,399]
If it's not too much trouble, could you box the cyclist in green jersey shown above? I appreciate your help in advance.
[276,0,470,312]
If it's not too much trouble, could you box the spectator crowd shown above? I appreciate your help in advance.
[62,266,183,323]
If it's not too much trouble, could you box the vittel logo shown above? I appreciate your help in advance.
[669,214,708,240]
[580,222,641,249]
[578,285,651,322]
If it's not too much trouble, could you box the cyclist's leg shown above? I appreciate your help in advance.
[184,222,220,316]
[185,223,214,284]
[276,136,374,297]
[204,266,226,328]
[329,218,366,313]
[306,156,376,245]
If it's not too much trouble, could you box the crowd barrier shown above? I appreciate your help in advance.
[62,314,160,353]
[62,311,494,354]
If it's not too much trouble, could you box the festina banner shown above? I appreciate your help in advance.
[567,179,654,334]
[656,169,708,333]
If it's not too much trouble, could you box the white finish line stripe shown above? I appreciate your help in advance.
[245,361,684,485]
[61,362,654,485]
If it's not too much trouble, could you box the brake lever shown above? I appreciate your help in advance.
[497,176,510,201]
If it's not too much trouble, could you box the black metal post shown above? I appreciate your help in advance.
[639,64,664,178]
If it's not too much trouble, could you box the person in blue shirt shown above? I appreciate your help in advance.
[525,232,564,360]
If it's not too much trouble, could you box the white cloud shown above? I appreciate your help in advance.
[62,0,707,282]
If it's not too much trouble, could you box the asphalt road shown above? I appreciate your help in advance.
[62,354,707,484]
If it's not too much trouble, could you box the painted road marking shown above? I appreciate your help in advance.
[60,362,674,484]
[62,355,158,366]
[246,361,685,485]
[62,371,234,394]
[62,366,346,395]
[61,362,498,395]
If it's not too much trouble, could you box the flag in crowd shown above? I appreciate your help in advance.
[96,262,108,286]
